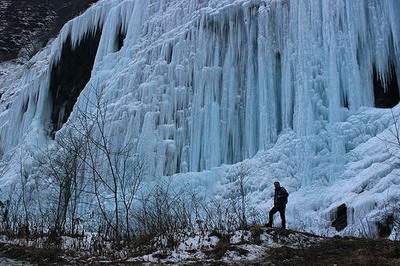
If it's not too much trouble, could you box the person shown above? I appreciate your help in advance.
[266,181,288,229]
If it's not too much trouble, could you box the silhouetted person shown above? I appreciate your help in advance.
[266,181,288,229]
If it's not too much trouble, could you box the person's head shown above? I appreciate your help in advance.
[274,181,280,189]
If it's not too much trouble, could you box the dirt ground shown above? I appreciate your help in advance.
[1,234,400,265]
[261,237,400,266]
[0,243,63,265]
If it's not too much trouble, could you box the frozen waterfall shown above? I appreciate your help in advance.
[0,0,399,181]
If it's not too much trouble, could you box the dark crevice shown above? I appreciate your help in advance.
[356,36,362,68]
[340,74,349,109]
[374,64,400,108]
[116,25,126,51]
[49,28,102,137]
[332,203,347,232]
[275,52,282,135]
[342,94,349,109]
[377,214,394,238]
[21,98,29,114]
[165,43,173,64]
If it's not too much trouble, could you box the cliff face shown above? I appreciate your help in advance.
[0,0,97,62]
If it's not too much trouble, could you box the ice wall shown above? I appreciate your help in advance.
[0,0,399,182]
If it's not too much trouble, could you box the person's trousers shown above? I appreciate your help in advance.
[268,205,286,228]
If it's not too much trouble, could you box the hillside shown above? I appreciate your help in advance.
[0,0,97,62]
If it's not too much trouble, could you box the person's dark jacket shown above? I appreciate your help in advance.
[274,187,288,207]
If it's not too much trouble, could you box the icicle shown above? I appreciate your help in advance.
[1,0,400,183]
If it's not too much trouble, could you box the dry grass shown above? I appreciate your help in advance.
[263,237,400,266]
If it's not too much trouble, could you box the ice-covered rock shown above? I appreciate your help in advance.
[1,0,399,177]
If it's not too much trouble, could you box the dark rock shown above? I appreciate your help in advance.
[49,27,102,135]
[377,214,394,238]
[332,203,347,232]
[0,0,98,62]
[373,65,400,108]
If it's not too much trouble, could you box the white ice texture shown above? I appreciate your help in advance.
[0,0,400,235]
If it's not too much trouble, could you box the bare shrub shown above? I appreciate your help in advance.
[34,136,87,238]
[133,180,194,249]
[378,109,400,239]
[383,199,400,240]
[62,86,146,241]
[226,164,250,228]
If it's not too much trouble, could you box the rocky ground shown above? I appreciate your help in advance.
[262,236,400,266]
[0,227,399,265]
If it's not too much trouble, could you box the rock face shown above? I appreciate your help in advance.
[332,204,348,232]
[0,0,97,62]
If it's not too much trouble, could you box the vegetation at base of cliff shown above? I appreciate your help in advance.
[264,237,400,266]
[0,228,399,265]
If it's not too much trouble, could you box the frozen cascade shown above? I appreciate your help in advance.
[0,0,399,183]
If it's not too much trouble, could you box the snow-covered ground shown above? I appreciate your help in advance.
[0,0,399,237]
[0,226,398,264]
[127,228,323,264]
[0,227,324,264]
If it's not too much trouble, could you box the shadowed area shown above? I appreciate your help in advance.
[49,29,102,135]
[374,65,400,108]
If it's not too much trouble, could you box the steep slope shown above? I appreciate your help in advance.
[0,0,97,62]
[0,0,399,236]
